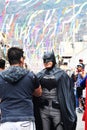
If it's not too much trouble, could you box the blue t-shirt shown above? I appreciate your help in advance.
[76,74,83,87]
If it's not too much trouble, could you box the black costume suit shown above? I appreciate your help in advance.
[33,65,77,130]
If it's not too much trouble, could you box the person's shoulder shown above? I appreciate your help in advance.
[27,70,36,79]
[54,66,66,75]
[60,69,70,78]
[37,69,46,77]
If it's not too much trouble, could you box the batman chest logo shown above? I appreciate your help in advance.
[42,75,57,91]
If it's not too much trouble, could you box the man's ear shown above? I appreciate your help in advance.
[20,57,24,66]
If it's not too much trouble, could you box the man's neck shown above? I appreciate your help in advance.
[11,64,23,67]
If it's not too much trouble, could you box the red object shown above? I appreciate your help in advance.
[82,79,87,130]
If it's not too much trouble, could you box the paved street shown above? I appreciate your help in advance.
[76,111,84,130]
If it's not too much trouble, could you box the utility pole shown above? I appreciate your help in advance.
[72,0,75,51]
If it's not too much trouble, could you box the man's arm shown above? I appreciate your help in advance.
[28,71,42,97]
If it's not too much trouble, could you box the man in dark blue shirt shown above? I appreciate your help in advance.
[0,47,42,130]
[0,58,6,123]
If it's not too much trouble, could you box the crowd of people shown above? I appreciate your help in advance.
[0,46,87,130]
[70,59,87,130]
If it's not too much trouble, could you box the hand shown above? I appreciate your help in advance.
[33,86,42,97]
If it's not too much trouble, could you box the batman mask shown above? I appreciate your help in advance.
[43,51,56,66]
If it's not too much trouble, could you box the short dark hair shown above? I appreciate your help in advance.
[7,47,24,65]
[0,59,5,69]
[79,59,83,62]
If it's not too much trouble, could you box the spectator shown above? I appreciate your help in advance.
[79,59,85,70]
[80,75,87,130]
[0,58,5,71]
[0,47,42,130]
[35,51,77,130]
[0,58,6,123]
[76,63,86,113]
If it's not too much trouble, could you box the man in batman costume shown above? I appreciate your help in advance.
[33,51,77,130]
